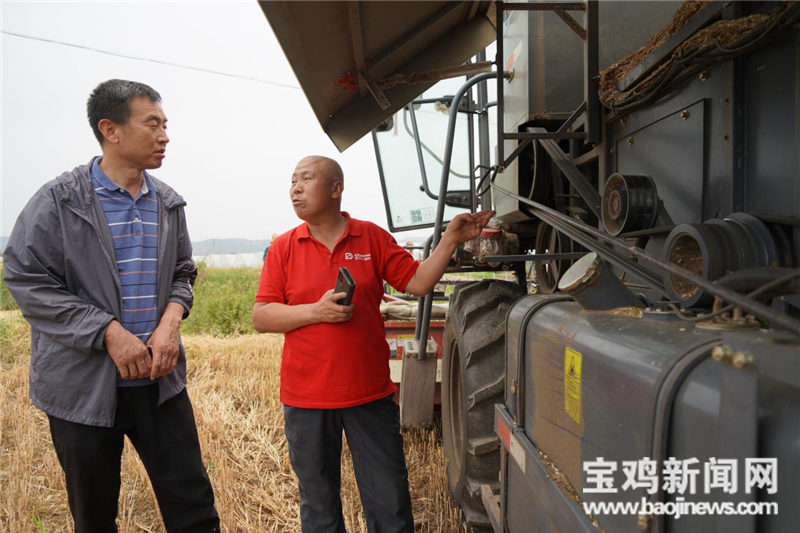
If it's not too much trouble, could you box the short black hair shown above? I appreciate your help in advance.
[86,79,161,145]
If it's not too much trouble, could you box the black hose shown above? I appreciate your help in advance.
[715,267,800,299]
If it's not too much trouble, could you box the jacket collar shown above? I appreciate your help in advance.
[58,156,186,213]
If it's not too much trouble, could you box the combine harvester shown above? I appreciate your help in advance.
[262,2,800,532]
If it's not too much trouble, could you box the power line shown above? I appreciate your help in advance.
[1,29,300,90]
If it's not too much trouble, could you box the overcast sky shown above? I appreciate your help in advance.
[1,1,426,242]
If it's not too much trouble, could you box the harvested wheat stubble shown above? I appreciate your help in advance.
[1,312,465,532]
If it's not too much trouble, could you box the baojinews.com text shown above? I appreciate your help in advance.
[583,498,778,519]
[581,457,779,518]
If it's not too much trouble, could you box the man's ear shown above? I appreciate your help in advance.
[97,119,119,145]
[331,180,344,199]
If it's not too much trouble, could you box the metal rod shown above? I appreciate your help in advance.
[751,213,800,226]
[572,145,600,167]
[482,253,587,263]
[585,0,600,142]
[554,8,586,40]
[347,1,367,98]
[533,129,602,219]
[414,234,433,341]
[504,2,586,11]
[418,71,509,357]
[408,104,437,201]
[617,225,675,238]
[377,61,493,91]
[431,71,509,252]
[386,293,450,303]
[412,96,454,105]
[409,96,479,113]
[505,131,586,140]
[476,50,492,210]
[502,138,533,170]
[557,101,586,134]
[467,77,476,212]
[496,1,505,180]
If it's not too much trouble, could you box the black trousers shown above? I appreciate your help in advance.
[48,384,219,533]
[283,394,415,533]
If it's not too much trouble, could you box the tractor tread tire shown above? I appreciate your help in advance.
[468,435,501,456]
[442,280,527,532]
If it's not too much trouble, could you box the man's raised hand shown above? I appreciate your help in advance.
[442,210,496,246]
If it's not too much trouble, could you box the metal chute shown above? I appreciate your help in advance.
[260,1,496,151]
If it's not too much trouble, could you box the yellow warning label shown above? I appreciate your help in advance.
[564,347,582,424]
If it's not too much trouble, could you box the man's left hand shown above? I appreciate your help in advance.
[442,210,496,246]
[147,303,183,380]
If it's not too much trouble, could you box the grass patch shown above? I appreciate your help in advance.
[0,262,260,335]
[182,263,261,337]
[1,264,20,311]
[0,311,30,369]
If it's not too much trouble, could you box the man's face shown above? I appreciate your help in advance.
[290,161,339,220]
[113,96,169,170]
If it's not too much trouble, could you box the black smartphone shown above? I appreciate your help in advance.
[333,267,356,306]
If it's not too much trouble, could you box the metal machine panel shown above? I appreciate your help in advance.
[504,294,800,533]
[614,100,706,226]
[511,295,720,532]
[526,2,679,116]
[506,461,543,533]
[497,404,598,533]
[743,32,798,218]
[669,330,800,533]
[496,8,530,223]
[665,357,756,533]
[605,67,731,228]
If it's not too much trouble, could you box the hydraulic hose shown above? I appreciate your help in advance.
[715,267,800,300]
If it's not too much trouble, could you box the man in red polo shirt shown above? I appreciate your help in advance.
[252,155,493,532]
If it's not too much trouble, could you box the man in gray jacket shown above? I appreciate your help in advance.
[3,79,219,532]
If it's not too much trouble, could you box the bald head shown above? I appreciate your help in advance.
[290,155,346,221]
[297,155,344,185]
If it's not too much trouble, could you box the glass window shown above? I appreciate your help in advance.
[373,76,475,232]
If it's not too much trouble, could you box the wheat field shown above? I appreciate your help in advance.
[0,310,464,532]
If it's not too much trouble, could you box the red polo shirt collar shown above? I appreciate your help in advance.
[295,212,362,241]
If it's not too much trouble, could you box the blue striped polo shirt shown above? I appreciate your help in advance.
[91,158,159,387]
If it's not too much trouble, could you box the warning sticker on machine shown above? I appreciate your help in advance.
[564,347,582,424]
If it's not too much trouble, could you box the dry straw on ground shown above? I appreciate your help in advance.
[1,311,464,532]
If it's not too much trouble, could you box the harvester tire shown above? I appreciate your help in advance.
[442,280,527,531]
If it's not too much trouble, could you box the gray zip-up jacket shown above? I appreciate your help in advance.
[3,158,197,427]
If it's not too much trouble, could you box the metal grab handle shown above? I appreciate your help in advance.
[416,71,511,358]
